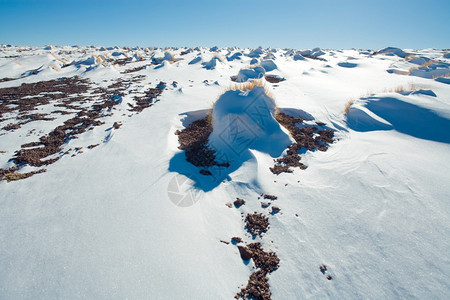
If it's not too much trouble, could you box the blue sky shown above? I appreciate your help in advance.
[1,0,449,49]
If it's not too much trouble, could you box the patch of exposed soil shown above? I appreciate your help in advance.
[245,213,269,237]
[271,113,334,174]
[175,117,229,169]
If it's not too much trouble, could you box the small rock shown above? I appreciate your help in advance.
[264,194,278,200]
[261,202,270,208]
[270,206,280,215]
[231,237,242,244]
[234,197,245,208]
[237,245,253,261]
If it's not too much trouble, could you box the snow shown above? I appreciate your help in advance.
[0,45,449,299]
[208,86,292,162]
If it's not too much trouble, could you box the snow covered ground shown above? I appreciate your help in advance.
[0,45,449,299]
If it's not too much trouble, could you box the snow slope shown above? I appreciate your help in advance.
[0,45,449,299]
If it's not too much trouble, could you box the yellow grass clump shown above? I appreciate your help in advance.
[344,99,354,115]
[212,54,225,62]
[226,79,274,98]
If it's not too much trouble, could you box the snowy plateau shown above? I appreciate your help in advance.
[0,45,449,299]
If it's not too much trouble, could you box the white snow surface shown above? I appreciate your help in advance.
[0,45,449,299]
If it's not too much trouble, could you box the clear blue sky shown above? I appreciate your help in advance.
[1,0,449,49]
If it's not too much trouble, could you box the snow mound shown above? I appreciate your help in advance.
[227,52,242,61]
[247,48,264,58]
[293,54,305,61]
[203,56,223,70]
[398,89,437,97]
[408,56,431,65]
[409,62,450,79]
[376,47,409,58]
[73,55,102,66]
[236,67,265,82]
[208,86,292,162]
[188,56,202,65]
[250,58,259,65]
[260,60,277,72]
[347,96,450,143]
[263,53,275,60]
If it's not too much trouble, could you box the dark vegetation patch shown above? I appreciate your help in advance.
[120,64,149,74]
[235,243,280,300]
[247,243,280,273]
[0,77,90,119]
[128,83,164,112]
[265,75,285,83]
[2,123,20,131]
[0,167,46,182]
[87,144,100,149]
[0,76,163,181]
[263,194,277,200]
[245,213,269,237]
[303,54,327,62]
[270,113,334,174]
[236,270,271,300]
[199,169,212,176]
[0,77,17,83]
[175,117,229,169]
[13,110,105,167]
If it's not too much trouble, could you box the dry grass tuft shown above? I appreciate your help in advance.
[404,54,416,61]
[226,79,274,98]
[212,54,224,62]
[406,59,438,75]
[386,83,427,93]
[344,99,354,114]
